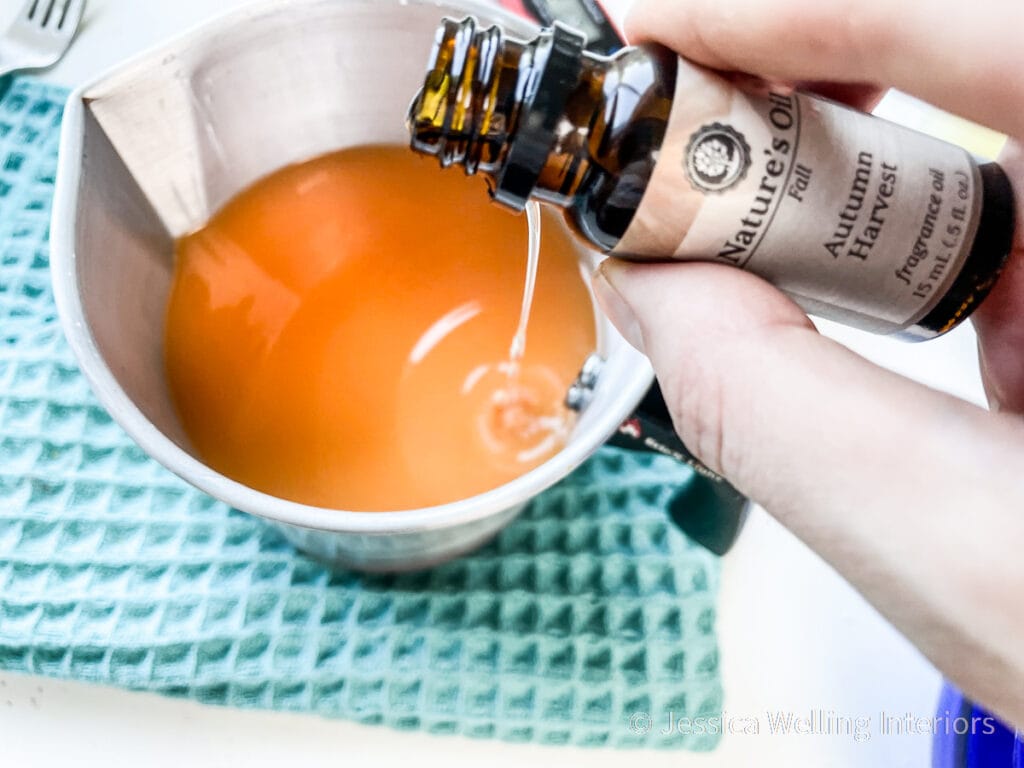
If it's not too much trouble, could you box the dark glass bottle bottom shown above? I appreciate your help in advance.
[901,162,1017,341]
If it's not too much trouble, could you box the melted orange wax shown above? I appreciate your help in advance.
[164,145,596,510]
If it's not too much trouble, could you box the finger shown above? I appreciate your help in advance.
[725,74,885,112]
[793,81,885,112]
[625,0,1024,139]
[973,139,1024,413]
[593,258,1024,726]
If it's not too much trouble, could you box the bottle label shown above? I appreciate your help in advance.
[612,60,983,333]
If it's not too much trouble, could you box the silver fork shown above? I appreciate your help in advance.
[0,0,85,78]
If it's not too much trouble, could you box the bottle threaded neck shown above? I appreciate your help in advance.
[407,17,511,176]
[409,18,586,211]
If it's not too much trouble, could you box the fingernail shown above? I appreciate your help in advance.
[592,262,646,354]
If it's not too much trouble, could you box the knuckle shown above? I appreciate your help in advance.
[767,0,892,79]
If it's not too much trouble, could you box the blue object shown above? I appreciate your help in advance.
[934,684,1024,767]
[0,76,725,749]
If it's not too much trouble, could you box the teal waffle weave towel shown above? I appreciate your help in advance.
[0,77,723,750]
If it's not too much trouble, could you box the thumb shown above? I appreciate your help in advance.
[590,258,1021,516]
[592,257,821,499]
[591,258,1024,729]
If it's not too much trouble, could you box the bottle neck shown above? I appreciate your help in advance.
[408,18,588,212]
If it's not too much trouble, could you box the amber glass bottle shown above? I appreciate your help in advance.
[408,18,1016,340]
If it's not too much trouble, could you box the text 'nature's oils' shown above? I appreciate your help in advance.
[408,19,1015,340]
[164,145,596,511]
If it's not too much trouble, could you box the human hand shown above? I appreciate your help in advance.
[592,0,1024,728]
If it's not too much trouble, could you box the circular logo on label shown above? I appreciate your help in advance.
[684,123,751,193]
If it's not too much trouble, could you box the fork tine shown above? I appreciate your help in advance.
[57,0,72,29]
[56,0,84,33]
[40,0,58,27]
[24,0,41,21]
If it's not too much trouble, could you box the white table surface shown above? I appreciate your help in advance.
[0,0,1003,765]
